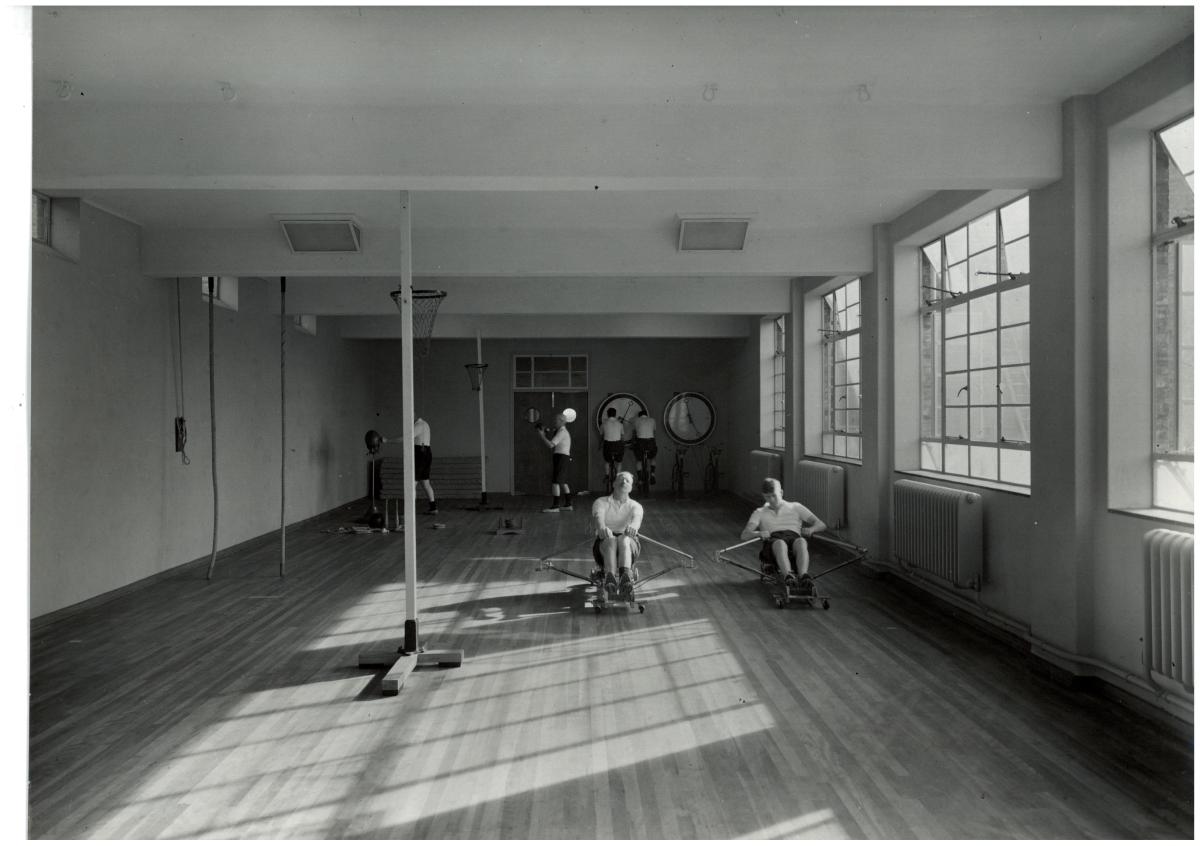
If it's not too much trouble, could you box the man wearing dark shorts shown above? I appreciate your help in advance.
[413,416,437,514]
[740,477,826,592]
[632,411,658,485]
[534,412,573,512]
[601,407,625,477]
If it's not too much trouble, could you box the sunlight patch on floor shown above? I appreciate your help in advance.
[736,809,849,839]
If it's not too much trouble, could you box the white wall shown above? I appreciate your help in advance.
[30,204,375,617]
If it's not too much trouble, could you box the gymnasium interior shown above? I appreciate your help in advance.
[23,5,1195,839]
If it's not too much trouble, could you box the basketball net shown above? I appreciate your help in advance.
[390,289,446,359]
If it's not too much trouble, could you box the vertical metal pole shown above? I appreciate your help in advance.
[279,276,287,577]
[205,276,219,581]
[399,193,419,653]
[476,329,488,505]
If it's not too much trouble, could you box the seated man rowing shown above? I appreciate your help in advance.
[591,470,644,599]
[740,477,827,594]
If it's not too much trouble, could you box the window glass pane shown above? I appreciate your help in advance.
[921,441,943,472]
[920,246,940,296]
[1000,286,1029,326]
[847,436,862,460]
[946,407,968,439]
[1154,459,1195,511]
[1154,117,1195,231]
[945,336,968,372]
[847,410,860,434]
[846,360,860,383]
[822,433,834,454]
[836,338,847,361]
[1000,448,1031,486]
[946,262,969,296]
[968,212,997,254]
[945,303,968,337]
[1001,197,1029,242]
[845,385,861,409]
[969,293,997,332]
[971,446,999,480]
[968,248,997,291]
[945,228,968,265]
[1002,237,1030,276]
[834,362,847,385]
[834,409,846,431]
[1000,365,1030,404]
[540,357,568,372]
[515,371,532,388]
[945,443,969,475]
[845,303,860,332]
[969,331,997,368]
[1001,406,1031,442]
[970,407,997,441]
[515,356,531,372]
[834,435,846,456]
[535,370,569,388]
[847,334,860,360]
[1000,325,1030,365]
[970,369,997,404]
[847,278,860,305]
[946,372,969,405]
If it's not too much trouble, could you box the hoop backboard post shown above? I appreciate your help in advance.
[357,192,464,692]
[463,331,500,510]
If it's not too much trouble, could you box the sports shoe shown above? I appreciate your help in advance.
[798,574,815,595]
[559,504,574,511]
[618,569,633,600]
[784,573,798,591]
[542,507,561,513]
[604,573,618,596]
[426,507,439,515]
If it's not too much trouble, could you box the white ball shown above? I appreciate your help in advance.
[561,408,577,423]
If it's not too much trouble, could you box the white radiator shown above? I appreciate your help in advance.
[1143,528,1193,695]
[796,460,846,529]
[893,479,983,589]
[748,450,784,491]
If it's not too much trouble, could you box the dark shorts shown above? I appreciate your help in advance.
[414,445,432,481]
[633,438,657,460]
[759,530,803,564]
[602,440,625,462]
[592,535,641,565]
[552,453,571,485]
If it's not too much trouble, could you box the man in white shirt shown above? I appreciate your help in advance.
[600,407,626,481]
[591,470,644,598]
[632,411,658,486]
[740,477,827,591]
[534,412,574,512]
[412,416,437,514]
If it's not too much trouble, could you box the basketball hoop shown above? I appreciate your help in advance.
[465,362,488,392]
[389,289,447,358]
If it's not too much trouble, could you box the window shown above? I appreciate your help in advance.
[1151,115,1194,512]
[513,355,588,389]
[771,315,786,450]
[918,196,1031,486]
[201,276,239,311]
[32,192,50,244]
[820,279,861,459]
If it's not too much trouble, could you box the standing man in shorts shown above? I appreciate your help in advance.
[413,415,437,514]
[534,412,573,512]
[600,407,626,484]
[740,477,826,592]
[632,411,658,486]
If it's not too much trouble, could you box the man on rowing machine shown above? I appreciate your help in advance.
[740,477,826,594]
[591,470,644,600]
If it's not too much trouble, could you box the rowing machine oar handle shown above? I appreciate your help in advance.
[812,532,868,556]
[637,533,696,566]
[715,537,759,560]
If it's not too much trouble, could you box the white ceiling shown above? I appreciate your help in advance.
[30,5,1194,335]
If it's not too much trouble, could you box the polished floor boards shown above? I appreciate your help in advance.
[29,494,1193,838]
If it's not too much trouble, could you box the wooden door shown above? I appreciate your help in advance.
[513,391,589,494]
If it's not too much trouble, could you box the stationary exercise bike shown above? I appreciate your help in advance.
[538,532,695,613]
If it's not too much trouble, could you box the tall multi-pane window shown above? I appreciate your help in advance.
[771,315,786,449]
[1151,115,1194,512]
[918,196,1031,486]
[821,279,861,459]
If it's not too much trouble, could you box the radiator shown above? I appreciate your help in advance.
[796,460,846,529]
[892,479,983,589]
[1143,528,1193,695]
[748,450,784,491]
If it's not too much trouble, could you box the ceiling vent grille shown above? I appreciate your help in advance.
[678,217,750,252]
[278,217,362,253]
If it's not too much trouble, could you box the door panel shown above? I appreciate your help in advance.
[513,390,589,494]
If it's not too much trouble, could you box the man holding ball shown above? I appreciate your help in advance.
[534,408,575,513]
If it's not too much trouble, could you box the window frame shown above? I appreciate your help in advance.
[917,195,1032,488]
[511,354,589,391]
[819,278,862,461]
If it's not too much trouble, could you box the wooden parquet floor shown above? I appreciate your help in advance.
[28,494,1193,838]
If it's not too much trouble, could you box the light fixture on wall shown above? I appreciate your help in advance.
[677,215,751,252]
[218,81,237,102]
[276,214,363,253]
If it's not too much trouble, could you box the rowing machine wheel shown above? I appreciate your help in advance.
[638,604,645,613]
